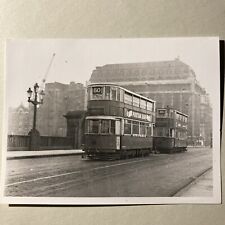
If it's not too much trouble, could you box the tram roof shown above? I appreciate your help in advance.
[86,116,121,120]
[88,83,156,103]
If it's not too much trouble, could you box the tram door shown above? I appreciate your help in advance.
[115,119,121,150]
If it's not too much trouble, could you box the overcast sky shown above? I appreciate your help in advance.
[6,38,220,109]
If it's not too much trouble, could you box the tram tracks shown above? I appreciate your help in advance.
[4,149,212,197]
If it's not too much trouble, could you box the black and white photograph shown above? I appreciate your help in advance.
[0,37,221,205]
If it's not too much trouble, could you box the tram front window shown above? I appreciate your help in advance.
[101,120,110,133]
[88,120,99,133]
[87,119,115,134]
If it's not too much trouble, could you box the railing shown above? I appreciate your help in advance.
[7,135,74,151]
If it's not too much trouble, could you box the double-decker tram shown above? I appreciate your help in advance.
[153,107,188,153]
[84,83,156,160]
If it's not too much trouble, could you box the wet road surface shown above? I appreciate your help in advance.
[4,147,212,197]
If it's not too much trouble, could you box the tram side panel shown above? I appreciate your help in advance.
[121,136,153,150]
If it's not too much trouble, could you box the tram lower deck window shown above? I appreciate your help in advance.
[124,120,132,135]
[140,122,146,136]
[132,121,140,135]
[146,124,153,137]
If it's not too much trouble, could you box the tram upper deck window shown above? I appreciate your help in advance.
[140,99,146,109]
[111,87,117,101]
[87,87,91,100]
[117,88,120,101]
[91,86,104,100]
[133,96,140,107]
[120,89,124,102]
[147,101,154,111]
[105,86,110,100]
[124,92,132,105]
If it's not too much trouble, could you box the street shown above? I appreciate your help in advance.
[4,147,212,197]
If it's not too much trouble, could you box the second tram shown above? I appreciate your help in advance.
[153,107,188,153]
[84,83,156,160]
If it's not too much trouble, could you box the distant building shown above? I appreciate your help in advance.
[35,82,86,136]
[8,103,32,135]
[8,82,86,137]
[89,58,212,146]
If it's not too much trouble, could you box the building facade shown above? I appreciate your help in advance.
[8,82,86,137]
[89,58,212,146]
[8,103,32,135]
[36,82,86,137]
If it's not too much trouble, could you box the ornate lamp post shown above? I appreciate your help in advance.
[27,83,45,150]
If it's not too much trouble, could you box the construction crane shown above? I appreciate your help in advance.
[40,53,56,89]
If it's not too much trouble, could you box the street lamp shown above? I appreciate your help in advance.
[27,83,45,150]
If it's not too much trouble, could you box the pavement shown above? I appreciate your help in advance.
[6,149,84,160]
[174,168,213,197]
